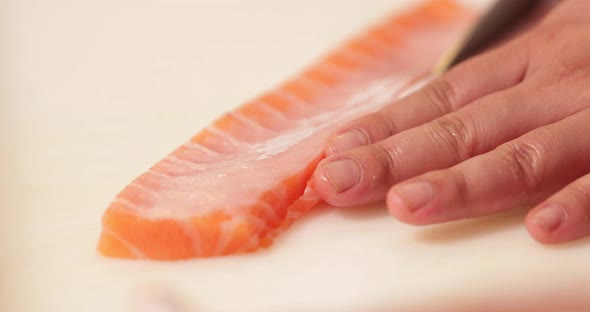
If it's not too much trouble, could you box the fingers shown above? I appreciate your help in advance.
[527,173,590,244]
[316,81,553,206]
[386,108,590,225]
[325,37,530,155]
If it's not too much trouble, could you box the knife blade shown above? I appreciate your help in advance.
[435,0,539,74]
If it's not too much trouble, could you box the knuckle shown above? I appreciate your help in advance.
[423,76,460,114]
[428,168,471,218]
[373,111,399,136]
[500,141,547,192]
[429,115,475,161]
[446,168,470,209]
[369,143,399,184]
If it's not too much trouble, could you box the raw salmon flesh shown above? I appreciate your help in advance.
[97,0,477,260]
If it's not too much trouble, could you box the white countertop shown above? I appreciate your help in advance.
[2,0,590,311]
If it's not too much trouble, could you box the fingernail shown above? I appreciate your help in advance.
[533,204,565,233]
[389,181,434,212]
[321,158,361,193]
[327,129,369,155]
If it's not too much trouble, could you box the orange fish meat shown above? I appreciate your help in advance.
[97,0,477,260]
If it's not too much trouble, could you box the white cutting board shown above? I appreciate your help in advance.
[2,0,590,311]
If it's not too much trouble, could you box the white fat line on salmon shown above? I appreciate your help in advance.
[142,170,186,187]
[128,180,168,199]
[171,154,219,165]
[339,46,385,69]
[211,216,253,256]
[233,215,272,253]
[112,197,141,212]
[296,75,330,93]
[227,111,272,133]
[376,21,409,41]
[258,200,282,225]
[360,36,393,55]
[146,169,176,181]
[291,75,409,129]
[178,219,202,257]
[325,49,362,69]
[158,158,202,176]
[366,27,399,46]
[250,126,320,160]
[102,226,147,259]
[183,142,222,155]
[144,169,197,188]
[255,101,291,121]
[168,155,201,169]
[206,125,245,148]
[272,89,311,108]
[346,74,415,108]
[314,61,352,80]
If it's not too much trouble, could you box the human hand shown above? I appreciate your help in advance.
[313,0,590,244]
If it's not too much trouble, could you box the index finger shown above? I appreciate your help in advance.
[325,36,531,155]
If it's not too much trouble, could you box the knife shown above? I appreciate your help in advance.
[435,0,539,73]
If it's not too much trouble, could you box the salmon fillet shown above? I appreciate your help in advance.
[97,0,477,260]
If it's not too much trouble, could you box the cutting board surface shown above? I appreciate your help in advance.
[2,0,590,311]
